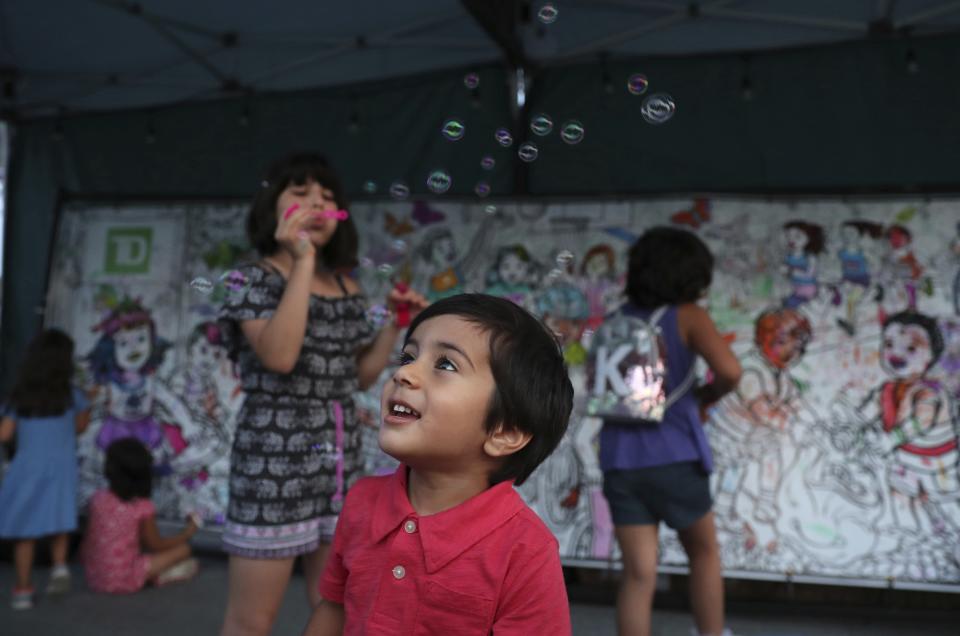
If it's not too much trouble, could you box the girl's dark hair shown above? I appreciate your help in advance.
[625,227,713,308]
[403,294,573,486]
[104,438,153,501]
[9,329,75,417]
[247,152,358,270]
[882,311,944,369]
[783,220,826,255]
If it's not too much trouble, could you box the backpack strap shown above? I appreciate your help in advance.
[650,305,697,409]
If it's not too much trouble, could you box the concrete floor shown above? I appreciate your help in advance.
[1,553,958,635]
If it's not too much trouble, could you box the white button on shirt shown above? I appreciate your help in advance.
[392,565,406,580]
[403,520,417,533]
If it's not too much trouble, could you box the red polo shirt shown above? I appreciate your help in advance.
[320,466,571,635]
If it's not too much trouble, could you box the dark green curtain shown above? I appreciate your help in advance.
[3,34,960,390]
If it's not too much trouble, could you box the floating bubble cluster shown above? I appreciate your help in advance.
[426,170,452,194]
[441,118,465,141]
[365,304,392,328]
[538,3,558,24]
[518,142,539,163]
[389,181,410,200]
[641,93,676,124]
[560,120,585,145]
[627,74,649,96]
[530,114,554,136]
[190,277,213,294]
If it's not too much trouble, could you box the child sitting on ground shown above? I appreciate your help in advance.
[83,438,199,593]
[304,293,575,635]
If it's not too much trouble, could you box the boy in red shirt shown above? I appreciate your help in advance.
[304,293,574,635]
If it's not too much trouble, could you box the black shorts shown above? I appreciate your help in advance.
[602,461,712,530]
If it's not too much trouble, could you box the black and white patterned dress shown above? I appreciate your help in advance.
[219,263,374,558]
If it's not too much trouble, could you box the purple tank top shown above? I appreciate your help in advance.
[598,304,714,473]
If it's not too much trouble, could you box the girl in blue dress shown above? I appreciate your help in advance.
[0,329,92,610]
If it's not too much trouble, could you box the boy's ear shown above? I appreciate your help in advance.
[483,424,532,458]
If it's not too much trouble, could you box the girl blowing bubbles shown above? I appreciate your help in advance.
[0,329,91,610]
[218,153,427,636]
[82,438,199,593]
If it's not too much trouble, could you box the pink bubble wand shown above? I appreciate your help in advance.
[315,209,350,221]
[283,203,300,220]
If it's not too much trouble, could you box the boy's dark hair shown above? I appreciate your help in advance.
[105,438,153,501]
[625,227,713,308]
[247,152,358,270]
[403,294,573,486]
[9,328,75,418]
[882,311,944,369]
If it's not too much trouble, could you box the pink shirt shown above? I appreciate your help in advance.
[320,466,571,635]
[83,490,154,593]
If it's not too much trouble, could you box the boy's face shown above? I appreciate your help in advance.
[379,315,498,473]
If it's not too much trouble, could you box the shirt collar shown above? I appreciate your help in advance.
[371,465,526,573]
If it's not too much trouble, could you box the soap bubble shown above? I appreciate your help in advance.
[464,73,479,90]
[219,270,249,294]
[484,204,498,216]
[362,180,378,194]
[426,170,452,194]
[530,114,554,136]
[495,128,514,147]
[517,142,539,162]
[359,256,375,270]
[389,180,410,200]
[556,250,574,267]
[641,93,676,124]
[627,74,649,96]
[538,3,558,24]
[480,156,495,170]
[365,304,392,328]
[560,120,585,145]
[441,118,465,141]
[475,182,491,198]
[190,277,213,294]
[391,239,408,255]
[377,263,394,277]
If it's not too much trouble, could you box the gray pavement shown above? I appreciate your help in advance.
[1,554,958,635]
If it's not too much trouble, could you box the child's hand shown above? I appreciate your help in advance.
[275,203,316,262]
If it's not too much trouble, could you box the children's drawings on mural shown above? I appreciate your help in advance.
[44,198,960,585]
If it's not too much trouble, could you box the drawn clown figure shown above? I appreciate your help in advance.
[856,312,959,534]
[711,308,817,545]
[877,225,927,322]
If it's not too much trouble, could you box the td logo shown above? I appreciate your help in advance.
[105,227,153,274]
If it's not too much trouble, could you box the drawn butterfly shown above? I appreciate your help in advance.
[411,201,446,226]
[671,198,712,228]
[384,212,415,236]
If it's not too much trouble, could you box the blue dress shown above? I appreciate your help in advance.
[0,388,89,538]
